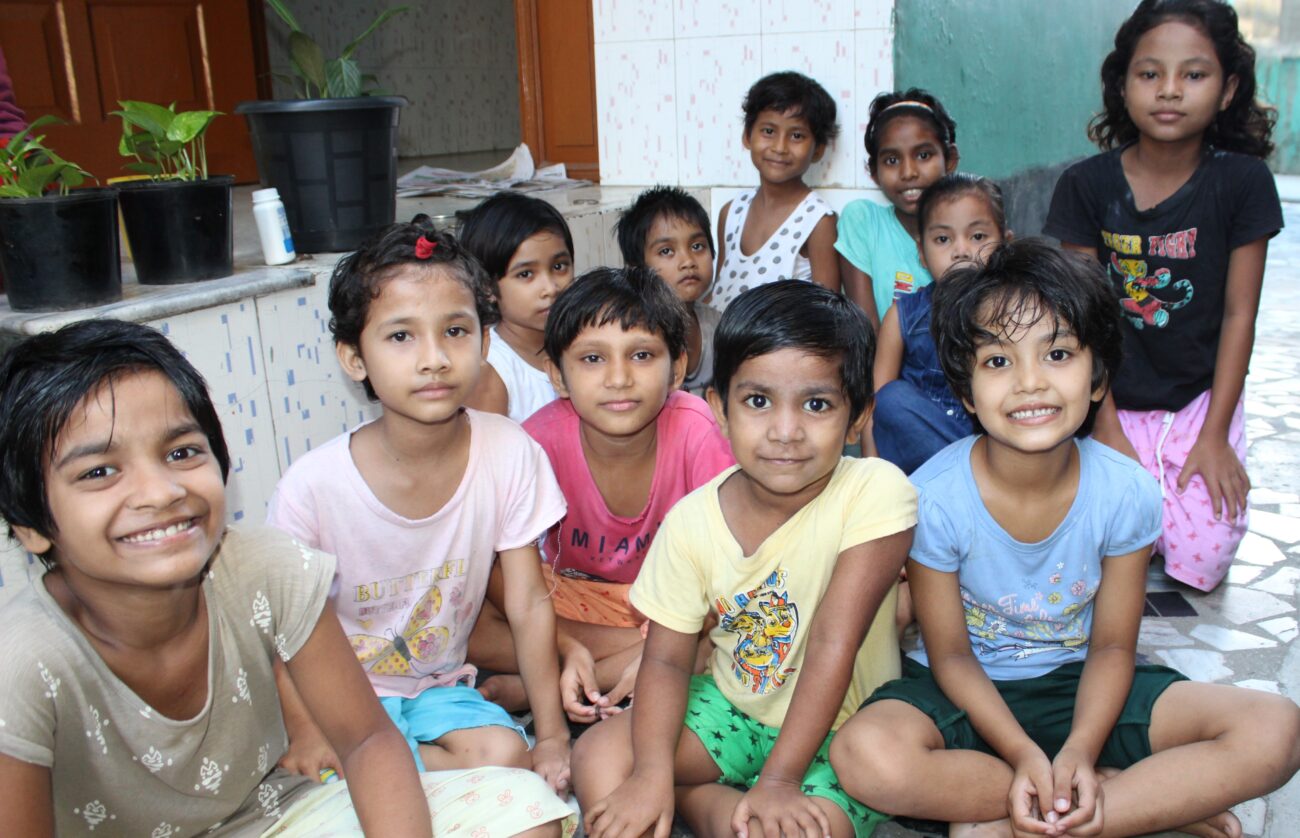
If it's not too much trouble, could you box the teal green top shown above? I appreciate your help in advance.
[834,198,933,319]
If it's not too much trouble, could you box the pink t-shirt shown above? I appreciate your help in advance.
[267,409,565,698]
[523,391,735,584]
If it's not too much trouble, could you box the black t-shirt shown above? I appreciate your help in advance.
[1044,146,1282,412]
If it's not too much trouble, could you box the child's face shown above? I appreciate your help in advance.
[966,306,1103,455]
[642,214,714,305]
[549,321,687,440]
[871,115,956,218]
[1123,20,1237,146]
[14,370,227,589]
[743,108,825,186]
[497,230,574,334]
[708,349,866,502]
[339,265,487,426]
[919,194,1004,280]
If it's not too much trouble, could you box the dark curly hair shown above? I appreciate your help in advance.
[864,88,958,175]
[328,216,498,400]
[930,239,1122,438]
[1088,0,1275,157]
[742,71,840,148]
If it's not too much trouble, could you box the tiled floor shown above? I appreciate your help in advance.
[876,201,1300,836]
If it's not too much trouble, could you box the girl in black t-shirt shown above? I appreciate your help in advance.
[1044,0,1282,593]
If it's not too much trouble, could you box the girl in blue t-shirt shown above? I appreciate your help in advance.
[836,88,958,328]
[1044,0,1283,592]
[871,173,1006,472]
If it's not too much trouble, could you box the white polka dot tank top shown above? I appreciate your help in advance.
[709,189,835,310]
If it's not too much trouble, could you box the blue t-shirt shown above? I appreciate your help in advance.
[834,199,932,319]
[909,436,1162,680]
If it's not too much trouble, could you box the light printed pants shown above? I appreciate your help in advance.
[1117,389,1247,592]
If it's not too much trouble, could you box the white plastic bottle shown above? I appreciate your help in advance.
[252,188,296,266]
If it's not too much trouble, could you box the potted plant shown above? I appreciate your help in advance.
[0,116,121,311]
[112,100,231,284]
[237,1,409,253]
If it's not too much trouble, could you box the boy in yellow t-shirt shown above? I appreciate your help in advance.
[571,281,917,838]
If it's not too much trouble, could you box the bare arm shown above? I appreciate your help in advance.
[873,306,905,392]
[732,528,913,838]
[498,544,570,792]
[840,256,880,329]
[805,214,842,293]
[0,754,53,837]
[1178,237,1268,520]
[288,601,431,837]
[701,201,732,307]
[274,657,342,779]
[586,622,698,838]
[464,360,509,416]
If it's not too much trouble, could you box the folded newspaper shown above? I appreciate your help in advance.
[396,144,589,199]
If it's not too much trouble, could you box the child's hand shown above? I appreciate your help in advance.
[584,773,674,838]
[730,776,830,838]
[600,654,641,719]
[1179,434,1249,521]
[276,723,344,783]
[560,643,603,723]
[1045,745,1103,835]
[1009,747,1063,836]
[532,733,571,795]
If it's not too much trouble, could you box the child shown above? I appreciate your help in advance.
[836,89,960,328]
[708,72,841,310]
[0,319,574,837]
[573,281,917,838]
[830,240,1300,837]
[873,173,1005,473]
[460,193,576,422]
[1044,0,1283,592]
[468,267,735,722]
[266,223,573,793]
[615,185,722,397]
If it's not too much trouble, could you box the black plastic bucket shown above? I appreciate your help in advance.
[0,187,122,312]
[117,176,234,285]
[236,97,407,253]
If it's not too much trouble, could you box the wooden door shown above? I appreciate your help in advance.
[0,0,264,182]
[515,0,599,181]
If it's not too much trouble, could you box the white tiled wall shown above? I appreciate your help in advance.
[593,0,895,190]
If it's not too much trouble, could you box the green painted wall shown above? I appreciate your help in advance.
[1258,50,1300,174]
[894,0,1135,181]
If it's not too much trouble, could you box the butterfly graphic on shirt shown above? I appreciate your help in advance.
[348,585,451,677]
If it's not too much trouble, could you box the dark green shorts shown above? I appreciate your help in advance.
[685,675,889,837]
[864,658,1187,766]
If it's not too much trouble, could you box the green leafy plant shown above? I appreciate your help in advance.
[0,115,92,198]
[112,100,221,182]
[266,0,408,99]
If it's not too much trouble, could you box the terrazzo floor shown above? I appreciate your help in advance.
[872,200,1300,836]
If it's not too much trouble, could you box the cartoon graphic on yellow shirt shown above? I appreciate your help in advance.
[716,569,799,694]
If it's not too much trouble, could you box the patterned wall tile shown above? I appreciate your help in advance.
[148,302,281,524]
[676,36,762,187]
[760,0,853,33]
[760,32,858,188]
[594,0,675,42]
[675,0,761,37]
[854,27,895,188]
[595,40,680,185]
[854,0,893,29]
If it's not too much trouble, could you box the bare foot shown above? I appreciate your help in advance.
[1175,810,1242,838]
[477,673,529,712]
[949,820,1011,838]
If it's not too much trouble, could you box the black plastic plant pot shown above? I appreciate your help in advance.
[236,96,407,253]
[0,187,122,312]
[117,176,234,285]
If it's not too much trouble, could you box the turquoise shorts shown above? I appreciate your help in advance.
[379,685,527,771]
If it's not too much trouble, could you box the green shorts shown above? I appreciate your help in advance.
[864,658,1187,766]
[684,674,888,837]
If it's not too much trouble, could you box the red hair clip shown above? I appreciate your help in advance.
[415,236,438,260]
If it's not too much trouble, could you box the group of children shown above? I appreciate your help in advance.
[0,1,1297,836]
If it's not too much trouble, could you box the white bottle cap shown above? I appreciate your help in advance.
[252,187,281,203]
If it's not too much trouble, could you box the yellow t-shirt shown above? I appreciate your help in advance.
[629,457,917,728]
